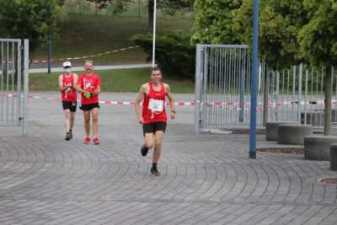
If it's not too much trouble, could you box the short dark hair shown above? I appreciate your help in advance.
[152,66,162,73]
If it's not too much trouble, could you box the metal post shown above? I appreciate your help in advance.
[195,45,202,134]
[239,49,245,122]
[298,64,303,122]
[48,32,52,74]
[249,0,260,159]
[152,0,157,68]
[23,39,29,136]
[263,64,269,126]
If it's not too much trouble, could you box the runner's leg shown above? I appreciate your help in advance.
[92,108,99,138]
[151,130,164,176]
[70,111,75,131]
[64,109,71,132]
[83,110,91,137]
[153,131,164,164]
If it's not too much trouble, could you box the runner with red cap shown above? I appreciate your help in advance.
[58,61,78,141]
[135,67,176,176]
[75,60,101,145]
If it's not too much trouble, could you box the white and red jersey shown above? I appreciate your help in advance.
[142,82,167,124]
[60,73,77,102]
[78,72,101,105]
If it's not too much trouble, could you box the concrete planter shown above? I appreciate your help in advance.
[304,135,337,161]
[278,124,313,145]
[266,122,290,141]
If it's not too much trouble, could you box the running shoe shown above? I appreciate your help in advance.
[65,132,71,141]
[93,137,100,145]
[83,136,91,144]
[151,167,160,176]
[69,130,73,140]
[140,145,149,157]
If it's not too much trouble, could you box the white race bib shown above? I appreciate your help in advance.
[148,99,164,112]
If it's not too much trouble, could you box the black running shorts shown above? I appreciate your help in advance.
[143,122,167,135]
[62,101,77,112]
[80,103,100,111]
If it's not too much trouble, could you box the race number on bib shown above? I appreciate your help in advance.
[148,99,164,112]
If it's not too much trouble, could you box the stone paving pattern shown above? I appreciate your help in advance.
[0,93,336,225]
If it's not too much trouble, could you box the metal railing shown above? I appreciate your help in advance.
[195,44,337,133]
[0,39,29,135]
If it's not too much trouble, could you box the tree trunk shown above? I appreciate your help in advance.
[324,66,333,135]
[148,0,154,31]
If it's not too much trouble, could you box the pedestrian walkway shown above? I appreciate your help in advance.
[0,93,336,225]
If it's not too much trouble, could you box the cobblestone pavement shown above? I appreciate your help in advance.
[0,92,336,225]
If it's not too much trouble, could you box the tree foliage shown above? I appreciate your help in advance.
[192,0,242,44]
[0,0,61,50]
[192,0,337,134]
[192,0,309,68]
[85,0,132,12]
[299,0,337,67]
[298,0,337,135]
[133,32,195,79]
[234,0,308,68]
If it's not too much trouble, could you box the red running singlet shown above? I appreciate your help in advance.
[142,82,167,124]
[78,72,101,105]
[61,73,77,102]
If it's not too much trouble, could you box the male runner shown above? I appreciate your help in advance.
[75,60,101,145]
[135,67,176,176]
[58,61,78,141]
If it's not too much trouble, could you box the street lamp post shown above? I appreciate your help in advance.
[152,0,157,68]
[249,0,260,159]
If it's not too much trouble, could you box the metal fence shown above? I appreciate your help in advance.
[195,44,251,133]
[265,64,337,128]
[0,39,29,134]
[195,44,337,133]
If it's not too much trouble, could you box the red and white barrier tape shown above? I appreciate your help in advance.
[2,93,334,108]
[31,46,139,64]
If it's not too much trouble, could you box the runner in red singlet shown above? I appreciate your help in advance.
[135,67,176,176]
[75,60,101,145]
[58,61,78,141]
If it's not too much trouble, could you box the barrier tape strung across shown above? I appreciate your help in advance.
[2,93,335,108]
[31,46,139,64]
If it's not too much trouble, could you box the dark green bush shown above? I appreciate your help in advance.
[132,32,195,80]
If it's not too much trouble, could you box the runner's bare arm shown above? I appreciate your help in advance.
[135,84,146,123]
[72,74,79,89]
[58,75,65,91]
[165,84,176,119]
[74,78,87,94]
[93,84,101,96]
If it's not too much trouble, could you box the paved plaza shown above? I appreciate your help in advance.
[0,92,336,225]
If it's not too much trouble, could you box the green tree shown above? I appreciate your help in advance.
[298,0,337,135]
[232,0,307,68]
[0,0,61,50]
[148,0,194,30]
[85,0,132,12]
[192,0,307,68]
[192,0,242,44]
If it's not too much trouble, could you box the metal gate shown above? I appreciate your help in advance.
[195,44,252,133]
[0,39,29,134]
[195,44,337,133]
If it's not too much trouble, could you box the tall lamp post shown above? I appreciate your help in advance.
[152,0,157,68]
[249,0,260,159]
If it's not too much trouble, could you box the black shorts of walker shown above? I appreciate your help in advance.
[62,101,77,112]
[143,122,167,136]
[80,103,100,111]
